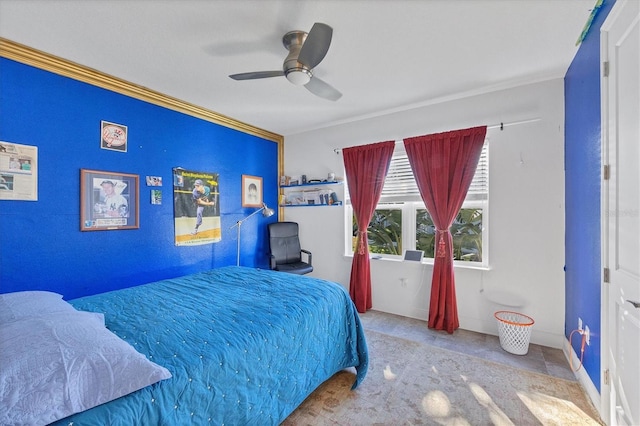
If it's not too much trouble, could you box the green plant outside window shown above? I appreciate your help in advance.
[352,209,402,255]
[416,208,482,261]
[352,207,482,261]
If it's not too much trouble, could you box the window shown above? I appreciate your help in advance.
[416,207,483,261]
[352,207,402,255]
[345,141,488,266]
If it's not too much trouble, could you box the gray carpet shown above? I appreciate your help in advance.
[283,329,603,425]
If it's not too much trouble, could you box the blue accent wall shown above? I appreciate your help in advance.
[0,58,278,300]
[564,0,615,393]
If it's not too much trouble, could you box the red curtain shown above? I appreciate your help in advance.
[403,126,487,333]
[343,141,395,313]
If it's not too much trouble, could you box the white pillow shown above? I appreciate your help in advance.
[0,311,172,425]
[0,291,79,324]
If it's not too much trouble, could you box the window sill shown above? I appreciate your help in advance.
[343,254,491,271]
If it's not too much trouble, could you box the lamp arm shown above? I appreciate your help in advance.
[229,206,265,229]
[230,203,273,267]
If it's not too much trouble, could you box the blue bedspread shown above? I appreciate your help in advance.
[52,266,368,425]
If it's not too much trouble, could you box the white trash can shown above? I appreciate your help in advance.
[494,310,535,355]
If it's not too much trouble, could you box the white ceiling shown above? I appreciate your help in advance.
[0,0,596,137]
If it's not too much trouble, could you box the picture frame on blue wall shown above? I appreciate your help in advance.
[242,175,262,208]
[80,169,139,231]
[100,121,128,152]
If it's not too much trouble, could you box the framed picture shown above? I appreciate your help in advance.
[242,175,262,207]
[100,120,128,152]
[80,169,139,231]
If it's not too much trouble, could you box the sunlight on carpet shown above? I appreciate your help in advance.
[383,364,397,380]
[518,391,602,425]
[283,329,603,425]
[467,380,514,425]
[422,390,474,425]
[422,390,451,417]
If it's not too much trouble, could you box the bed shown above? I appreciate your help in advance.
[1,266,368,425]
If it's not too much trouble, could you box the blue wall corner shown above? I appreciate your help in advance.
[0,58,279,299]
[564,0,616,393]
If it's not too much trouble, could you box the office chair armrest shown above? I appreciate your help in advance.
[301,249,312,266]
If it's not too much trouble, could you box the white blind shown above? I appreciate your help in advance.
[377,141,489,203]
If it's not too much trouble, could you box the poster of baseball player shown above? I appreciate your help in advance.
[172,168,221,246]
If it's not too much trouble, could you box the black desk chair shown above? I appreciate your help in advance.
[267,222,313,275]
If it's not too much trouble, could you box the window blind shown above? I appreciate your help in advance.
[378,141,489,203]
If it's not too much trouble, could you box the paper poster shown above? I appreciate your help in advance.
[173,168,221,246]
[0,141,38,201]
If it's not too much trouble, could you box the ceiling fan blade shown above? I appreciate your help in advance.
[298,23,332,69]
[304,76,342,101]
[229,70,284,80]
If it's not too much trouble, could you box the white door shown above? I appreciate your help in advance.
[602,0,640,424]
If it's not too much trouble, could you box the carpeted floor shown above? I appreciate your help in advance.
[283,314,603,425]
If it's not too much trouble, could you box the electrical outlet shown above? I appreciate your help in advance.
[578,317,583,331]
[584,326,590,345]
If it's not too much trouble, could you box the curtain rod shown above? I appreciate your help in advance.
[333,117,542,153]
[487,117,541,131]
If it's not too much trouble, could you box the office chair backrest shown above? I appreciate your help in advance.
[268,222,302,264]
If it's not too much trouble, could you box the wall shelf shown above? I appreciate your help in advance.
[280,202,343,207]
[280,180,343,207]
[280,181,343,188]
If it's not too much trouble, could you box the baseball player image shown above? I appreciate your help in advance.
[191,179,215,235]
[98,180,128,218]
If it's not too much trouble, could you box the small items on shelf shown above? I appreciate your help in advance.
[280,174,343,207]
[281,189,340,206]
[279,174,342,187]
[282,203,342,207]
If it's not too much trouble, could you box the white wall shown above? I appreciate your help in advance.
[283,79,566,348]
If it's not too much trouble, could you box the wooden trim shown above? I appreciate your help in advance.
[0,37,284,145]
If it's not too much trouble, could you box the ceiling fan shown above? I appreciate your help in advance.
[229,23,342,101]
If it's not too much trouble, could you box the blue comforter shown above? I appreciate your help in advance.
[52,266,368,425]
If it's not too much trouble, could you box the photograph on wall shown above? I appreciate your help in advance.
[241,175,262,207]
[100,120,128,152]
[173,168,221,246]
[151,189,162,205]
[80,169,139,231]
[146,176,163,186]
[0,141,38,201]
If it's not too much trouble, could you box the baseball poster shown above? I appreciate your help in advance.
[173,168,221,246]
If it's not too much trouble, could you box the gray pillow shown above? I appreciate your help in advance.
[0,291,79,324]
[0,310,172,425]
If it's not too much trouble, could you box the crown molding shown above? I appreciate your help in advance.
[0,37,283,145]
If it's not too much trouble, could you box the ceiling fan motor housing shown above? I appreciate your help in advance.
[283,30,312,85]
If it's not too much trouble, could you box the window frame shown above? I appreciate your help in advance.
[343,140,489,269]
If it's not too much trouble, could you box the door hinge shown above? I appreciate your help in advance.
[604,369,610,386]
[603,61,610,77]
[603,164,610,180]
[604,267,610,283]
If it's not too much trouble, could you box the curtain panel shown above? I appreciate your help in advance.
[343,141,395,313]
[404,126,487,333]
